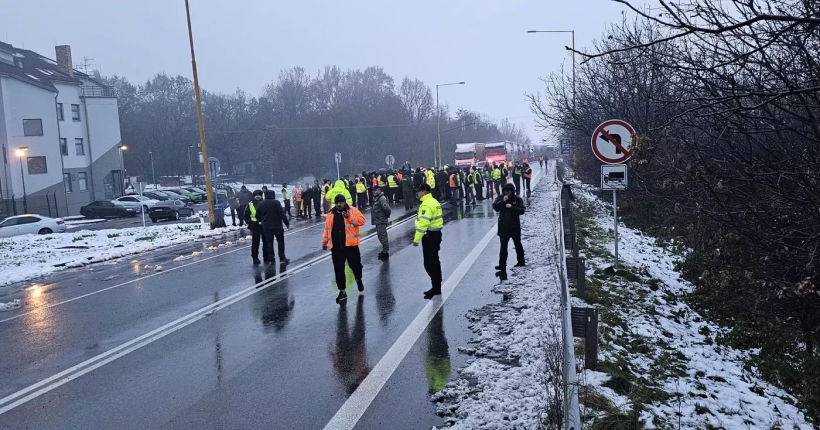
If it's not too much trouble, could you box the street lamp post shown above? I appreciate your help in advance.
[185,0,217,228]
[15,147,28,213]
[118,144,128,196]
[149,151,156,187]
[436,81,465,169]
[527,30,576,109]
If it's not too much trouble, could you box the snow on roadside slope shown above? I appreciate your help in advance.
[573,182,812,428]
[0,223,240,288]
[432,163,562,429]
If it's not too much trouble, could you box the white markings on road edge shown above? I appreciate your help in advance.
[0,222,324,325]
[321,168,542,430]
[322,221,499,430]
[0,214,420,416]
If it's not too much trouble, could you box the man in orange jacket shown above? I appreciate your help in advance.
[322,194,367,303]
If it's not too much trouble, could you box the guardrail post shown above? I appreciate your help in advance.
[585,307,599,370]
[570,306,599,371]
[46,192,52,216]
[54,192,59,217]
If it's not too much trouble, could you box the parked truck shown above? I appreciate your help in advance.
[484,142,507,165]
[455,143,477,167]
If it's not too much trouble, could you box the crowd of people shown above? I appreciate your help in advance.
[224,154,546,303]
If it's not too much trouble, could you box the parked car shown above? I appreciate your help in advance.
[170,188,202,203]
[80,201,138,218]
[113,195,159,213]
[0,214,67,238]
[182,187,208,200]
[138,191,172,201]
[158,189,191,205]
[148,200,194,223]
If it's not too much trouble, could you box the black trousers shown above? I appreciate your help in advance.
[237,204,247,226]
[499,231,524,267]
[524,177,531,192]
[403,191,414,209]
[284,201,291,218]
[305,200,313,217]
[263,228,286,261]
[358,193,368,208]
[251,228,267,261]
[475,184,483,200]
[513,175,521,193]
[313,197,321,216]
[331,246,363,290]
[422,231,443,287]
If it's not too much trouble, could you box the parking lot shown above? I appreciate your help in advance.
[65,202,215,232]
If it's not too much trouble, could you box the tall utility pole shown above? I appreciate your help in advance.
[149,151,156,187]
[527,30,576,109]
[436,81,465,169]
[185,0,216,228]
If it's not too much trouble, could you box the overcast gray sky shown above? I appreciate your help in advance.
[2,0,627,143]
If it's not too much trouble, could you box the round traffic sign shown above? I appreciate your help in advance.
[591,119,636,164]
[385,155,395,166]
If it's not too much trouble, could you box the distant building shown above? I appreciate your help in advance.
[0,42,123,216]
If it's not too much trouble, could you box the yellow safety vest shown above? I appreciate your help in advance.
[248,201,259,222]
[414,193,443,242]
[356,183,366,193]
[388,175,398,188]
[425,170,435,188]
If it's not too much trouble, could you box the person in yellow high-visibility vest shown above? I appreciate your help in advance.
[387,172,399,205]
[355,178,367,209]
[413,184,444,298]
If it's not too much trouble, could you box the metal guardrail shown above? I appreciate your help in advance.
[554,162,582,430]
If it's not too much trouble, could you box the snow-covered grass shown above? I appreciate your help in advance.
[432,164,563,429]
[0,223,241,288]
[571,180,813,429]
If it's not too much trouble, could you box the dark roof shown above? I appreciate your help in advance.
[0,43,101,93]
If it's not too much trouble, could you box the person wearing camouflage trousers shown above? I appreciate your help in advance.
[371,187,392,260]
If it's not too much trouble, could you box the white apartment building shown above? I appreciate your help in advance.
[0,42,123,217]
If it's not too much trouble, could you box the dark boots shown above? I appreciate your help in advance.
[356,279,364,292]
[336,290,347,304]
[424,283,442,299]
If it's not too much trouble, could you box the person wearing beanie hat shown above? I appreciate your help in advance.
[322,193,366,303]
[256,189,290,264]
[492,182,526,281]
[413,183,444,298]
[244,189,266,264]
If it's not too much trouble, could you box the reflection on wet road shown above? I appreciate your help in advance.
[0,171,545,429]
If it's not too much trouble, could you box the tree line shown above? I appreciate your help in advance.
[105,66,531,184]
[529,0,820,418]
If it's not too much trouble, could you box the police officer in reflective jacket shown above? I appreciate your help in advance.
[244,190,265,264]
[413,184,444,298]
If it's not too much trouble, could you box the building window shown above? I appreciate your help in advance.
[60,138,68,156]
[75,138,84,155]
[56,103,64,121]
[64,173,72,192]
[71,104,80,121]
[78,172,88,191]
[27,156,47,174]
[23,119,43,136]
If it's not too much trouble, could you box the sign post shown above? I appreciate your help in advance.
[385,154,395,170]
[136,181,148,228]
[334,152,342,180]
[592,119,635,269]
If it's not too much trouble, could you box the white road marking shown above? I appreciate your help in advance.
[322,222,499,430]
[0,222,324,324]
[0,215,420,415]
[322,169,542,430]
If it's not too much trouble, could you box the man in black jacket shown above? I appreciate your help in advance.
[236,185,253,227]
[492,183,525,280]
[244,189,265,264]
[303,185,314,218]
[256,190,290,264]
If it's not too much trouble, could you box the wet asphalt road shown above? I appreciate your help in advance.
[0,177,543,429]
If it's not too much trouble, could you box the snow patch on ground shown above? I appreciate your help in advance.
[573,182,812,428]
[0,299,22,311]
[0,224,241,288]
[432,164,562,429]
